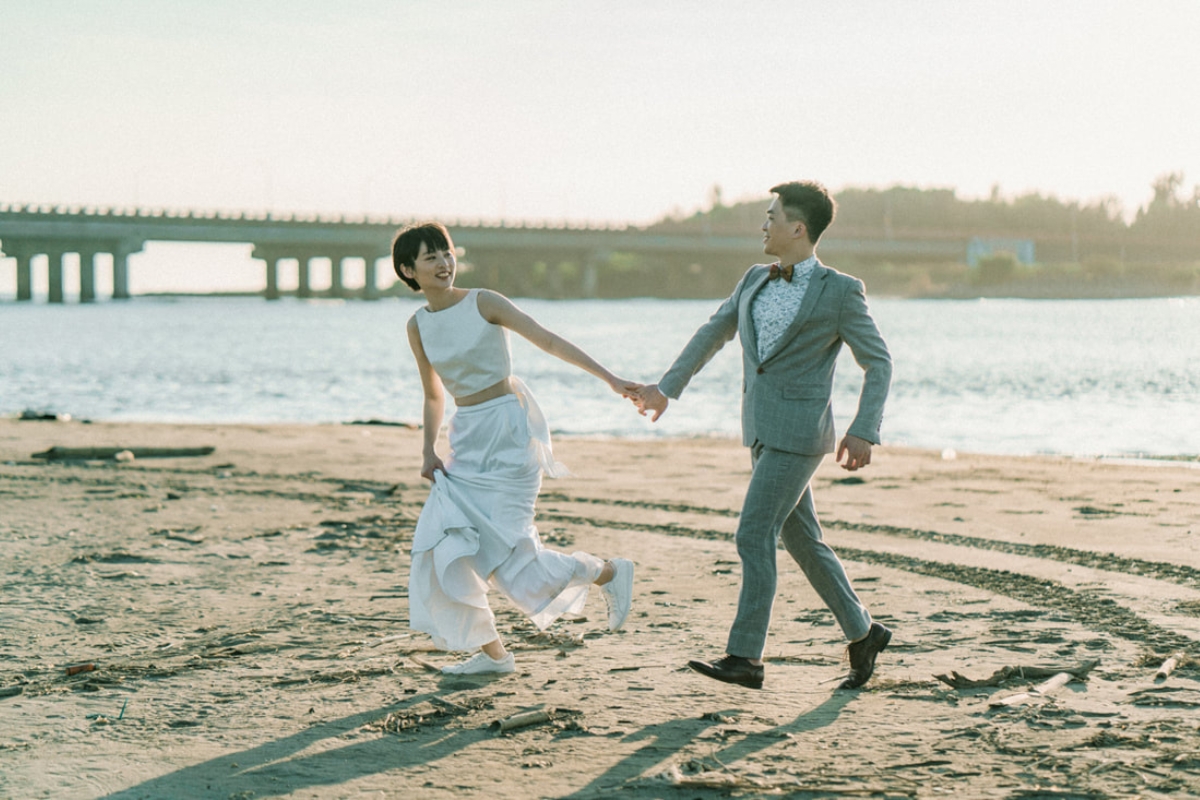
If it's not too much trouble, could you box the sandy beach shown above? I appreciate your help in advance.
[2,418,1198,799]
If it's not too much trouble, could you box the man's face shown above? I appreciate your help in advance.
[761,196,793,257]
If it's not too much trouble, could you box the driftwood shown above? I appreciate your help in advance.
[656,766,743,789]
[345,419,419,428]
[934,659,1098,689]
[20,410,71,421]
[990,671,1074,707]
[408,655,442,673]
[491,707,553,733]
[366,633,411,648]
[1155,653,1183,680]
[430,696,470,714]
[32,446,215,461]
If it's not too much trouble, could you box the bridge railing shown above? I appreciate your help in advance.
[2,203,977,303]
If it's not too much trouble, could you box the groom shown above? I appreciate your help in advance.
[634,181,893,690]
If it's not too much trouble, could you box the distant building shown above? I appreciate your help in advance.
[967,237,1035,267]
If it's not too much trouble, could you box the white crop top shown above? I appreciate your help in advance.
[413,289,512,399]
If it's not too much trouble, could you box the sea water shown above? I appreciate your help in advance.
[2,295,1198,459]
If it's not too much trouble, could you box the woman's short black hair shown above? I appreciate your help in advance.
[392,222,452,291]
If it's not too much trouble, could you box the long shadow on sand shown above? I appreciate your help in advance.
[100,690,483,800]
[559,691,854,798]
[101,685,853,799]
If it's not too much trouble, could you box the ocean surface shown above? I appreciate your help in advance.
[2,295,1198,460]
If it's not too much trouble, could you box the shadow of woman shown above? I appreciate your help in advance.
[99,689,487,800]
[558,691,855,798]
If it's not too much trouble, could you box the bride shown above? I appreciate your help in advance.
[393,221,637,675]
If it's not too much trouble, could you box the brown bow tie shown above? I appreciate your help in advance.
[768,263,794,282]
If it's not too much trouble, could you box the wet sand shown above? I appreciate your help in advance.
[1,419,1198,799]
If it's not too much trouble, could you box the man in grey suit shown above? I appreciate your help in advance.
[633,180,893,690]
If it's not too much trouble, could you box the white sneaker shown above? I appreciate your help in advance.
[602,558,634,631]
[441,651,515,675]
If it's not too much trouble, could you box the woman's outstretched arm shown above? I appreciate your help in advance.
[476,290,637,397]
[406,316,448,480]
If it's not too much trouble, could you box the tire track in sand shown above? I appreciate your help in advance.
[539,491,1200,590]
[537,494,1200,657]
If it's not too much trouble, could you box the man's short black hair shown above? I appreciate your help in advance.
[770,181,836,244]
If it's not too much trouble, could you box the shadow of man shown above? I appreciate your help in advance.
[558,690,854,798]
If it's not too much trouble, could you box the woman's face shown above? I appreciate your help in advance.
[409,238,457,290]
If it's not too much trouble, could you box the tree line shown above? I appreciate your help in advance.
[636,174,1200,298]
[653,173,1199,256]
[422,175,1200,300]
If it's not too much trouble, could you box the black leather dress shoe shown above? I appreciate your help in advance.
[687,655,764,689]
[839,622,892,690]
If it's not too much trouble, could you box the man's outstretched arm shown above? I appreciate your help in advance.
[656,271,750,401]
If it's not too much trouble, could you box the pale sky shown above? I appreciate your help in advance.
[2,0,1199,291]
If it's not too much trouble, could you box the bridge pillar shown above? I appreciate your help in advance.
[583,250,608,299]
[362,255,379,300]
[296,256,312,298]
[79,250,97,303]
[329,255,345,298]
[581,263,597,298]
[263,255,280,300]
[47,251,65,303]
[112,245,135,300]
[14,251,33,301]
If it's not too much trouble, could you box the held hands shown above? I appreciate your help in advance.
[610,377,663,418]
[603,376,673,422]
[836,434,873,471]
[628,383,669,422]
[609,376,643,400]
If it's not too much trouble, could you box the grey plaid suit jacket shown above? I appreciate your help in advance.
[658,261,892,455]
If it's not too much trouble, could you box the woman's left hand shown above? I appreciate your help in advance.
[611,377,643,399]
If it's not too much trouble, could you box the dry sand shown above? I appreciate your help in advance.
[1,419,1198,799]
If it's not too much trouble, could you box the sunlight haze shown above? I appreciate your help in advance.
[2,0,1198,291]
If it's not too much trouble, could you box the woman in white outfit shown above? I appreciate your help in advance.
[394,222,636,675]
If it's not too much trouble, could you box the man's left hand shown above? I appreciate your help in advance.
[836,435,873,471]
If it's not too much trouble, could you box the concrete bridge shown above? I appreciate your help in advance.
[0,204,967,302]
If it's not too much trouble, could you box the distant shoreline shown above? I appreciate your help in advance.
[5,415,1198,467]
[16,284,1197,302]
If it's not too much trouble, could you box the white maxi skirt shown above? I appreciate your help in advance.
[408,384,604,652]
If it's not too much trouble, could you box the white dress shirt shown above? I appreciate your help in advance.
[751,255,817,361]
